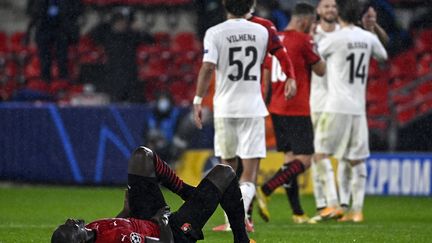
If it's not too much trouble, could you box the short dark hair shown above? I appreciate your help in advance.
[336,0,360,24]
[223,0,255,17]
[292,2,315,17]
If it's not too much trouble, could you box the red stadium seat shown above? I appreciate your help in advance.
[0,32,8,52]
[153,32,171,48]
[24,57,41,80]
[368,103,391,116]
[414,29,432,54]
[417,53,432,76]
[26,79,49,93]
[49,79,71,95]
[396,107,416,124]
[172,32,201,52]
[169,80,194,104]
[367,118,388,130]
[389,50,417,79]
[367,78,389,104]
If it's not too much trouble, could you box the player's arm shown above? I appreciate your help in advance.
[262,66,271,103]
[312,60,326,77]
[361,7,389,46]
[194,62,215,129]
[371,34,388,62]
[146,206,174,243]
[273,47,297,99]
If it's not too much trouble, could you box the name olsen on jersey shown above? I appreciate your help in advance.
[348,42,368,49]
[226,34,256,43]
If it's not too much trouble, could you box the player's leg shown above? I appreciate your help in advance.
[284,116,314,223]
[126,146,168,219]
[314,113,352,219]
[129,146,195,201]
[337,159,352,210]
[213,117,240,231]
[237,117,266,225]
[340,115,369,222]
[309,112,328,222]
[170,164,250,243]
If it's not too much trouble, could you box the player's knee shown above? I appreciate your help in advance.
[128,146,156,177]
[206,164,236,192]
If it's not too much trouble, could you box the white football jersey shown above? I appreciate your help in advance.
[310,24,340,113]
[203,18,269,118]
[318,25,387,115]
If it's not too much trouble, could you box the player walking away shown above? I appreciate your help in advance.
[255,2,326,224]
[51,146,255,243]
[193,0,291,233]
[313,0,388,223]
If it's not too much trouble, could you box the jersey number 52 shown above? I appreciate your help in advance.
[228,46,258,81]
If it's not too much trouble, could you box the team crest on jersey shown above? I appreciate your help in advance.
[181,223,192,233]
[129,232,142,243]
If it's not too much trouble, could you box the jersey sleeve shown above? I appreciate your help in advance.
[273,47,296,79]
[370,33,388,62]
[202,28,218,64]
[317,35,334,60]
[302,35,321,65]
[263,54,272,70]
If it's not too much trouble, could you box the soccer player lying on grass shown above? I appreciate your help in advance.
[51,146,253,243]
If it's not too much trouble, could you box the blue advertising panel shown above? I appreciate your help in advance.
[367,154,431,196]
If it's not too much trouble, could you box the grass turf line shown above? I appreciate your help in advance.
[0,186,430,243]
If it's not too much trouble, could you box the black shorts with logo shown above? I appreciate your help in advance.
[271,114,314,155]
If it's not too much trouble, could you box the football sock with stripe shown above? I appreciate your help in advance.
[283,176,304,215]
[261,159,305,196]
[154,153,195,200]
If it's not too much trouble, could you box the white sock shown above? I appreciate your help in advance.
[351,162,367,212]
[319,158,339,207]
[337,159,352,207]
[240,182,256,219]
[311,161,327,209]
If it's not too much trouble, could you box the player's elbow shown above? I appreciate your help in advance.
[312,60,326,77]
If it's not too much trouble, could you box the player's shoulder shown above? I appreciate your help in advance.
[249,16,275,29]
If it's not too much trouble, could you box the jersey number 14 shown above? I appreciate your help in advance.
[346,52,366,84]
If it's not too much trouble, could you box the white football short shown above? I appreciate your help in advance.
[311,112,322,131]
[314,112,370,160]
[214,117,266,159]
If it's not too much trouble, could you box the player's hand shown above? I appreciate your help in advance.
[284,78,297,100]
[123,189,130,212]
[362,7,377,32]
[152,206,171,226]
[193,104,203,129]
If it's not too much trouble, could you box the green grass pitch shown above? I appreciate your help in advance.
[0,185,431,243]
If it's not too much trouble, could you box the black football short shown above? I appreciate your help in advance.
[271,114,314,155]
[169,179,220,243]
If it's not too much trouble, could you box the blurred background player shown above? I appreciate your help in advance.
[256,2,325,224]
[313,0,388,222]
[309,0,342,222]
[310,0,390,223]
[193,0,273,233]
[51,146,253,243]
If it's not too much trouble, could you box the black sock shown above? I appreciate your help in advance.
[220,178,249,243]
[284,176,304,215]
[153,153,195,200]
[262,159,305,196]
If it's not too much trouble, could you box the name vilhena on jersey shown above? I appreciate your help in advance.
[226,34,256,43]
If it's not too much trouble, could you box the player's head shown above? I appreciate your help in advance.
[51,219,92,243]
[336,0,360,24]
[317,0,338,24]
[291,2,316,33]
[223,0,256,17]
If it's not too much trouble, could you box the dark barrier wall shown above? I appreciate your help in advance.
[0,103,151,184]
